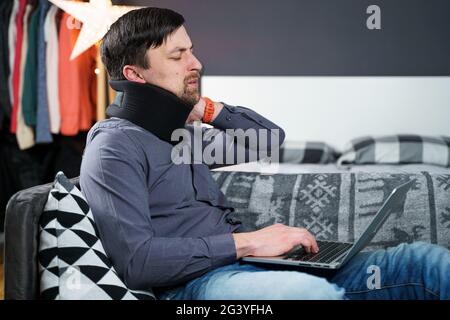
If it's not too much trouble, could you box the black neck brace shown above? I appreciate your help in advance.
[106,80,193,145]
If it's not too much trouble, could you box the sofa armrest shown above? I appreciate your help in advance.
[4,177,79,300]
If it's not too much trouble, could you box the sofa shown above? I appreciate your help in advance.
[4,170,450,299]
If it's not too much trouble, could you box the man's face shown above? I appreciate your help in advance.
[138,26,203,106]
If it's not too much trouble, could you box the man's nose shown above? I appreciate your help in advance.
[189,53,203,72]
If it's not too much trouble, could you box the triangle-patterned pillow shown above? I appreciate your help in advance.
[38,172,155,300]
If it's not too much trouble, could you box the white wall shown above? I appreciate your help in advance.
[202,76,450,150]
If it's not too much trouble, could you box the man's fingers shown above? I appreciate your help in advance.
[301,238,311,253]
[308,234,319,254]
[296,228,319,254]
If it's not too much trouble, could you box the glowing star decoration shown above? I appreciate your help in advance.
[49,0,139,60]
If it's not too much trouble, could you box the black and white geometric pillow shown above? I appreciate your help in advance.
[337,134,450,167]
[280,141,339,164]
[38,172,155,300]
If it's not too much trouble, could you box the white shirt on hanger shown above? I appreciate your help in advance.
[44,5,60,134]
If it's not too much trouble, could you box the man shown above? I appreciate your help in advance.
[80,7,450,300]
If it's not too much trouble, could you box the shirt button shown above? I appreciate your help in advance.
[226,217,242,225]
[226,116,232,121]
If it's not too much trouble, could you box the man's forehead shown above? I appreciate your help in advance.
[164,26,193,52]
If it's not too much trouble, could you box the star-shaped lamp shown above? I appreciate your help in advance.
[49,0,140,60]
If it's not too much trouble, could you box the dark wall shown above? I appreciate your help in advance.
[113,0,450,76]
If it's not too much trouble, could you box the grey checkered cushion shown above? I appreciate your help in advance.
[38,172,155,300]
[338,135,450,167]
[281,141,339,164]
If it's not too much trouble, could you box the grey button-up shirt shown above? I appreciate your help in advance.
[80,103,285,289]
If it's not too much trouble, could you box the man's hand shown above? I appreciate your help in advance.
[232,223,319,259]
[186,98,224,124]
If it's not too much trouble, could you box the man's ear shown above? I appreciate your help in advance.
[122,65,146,83]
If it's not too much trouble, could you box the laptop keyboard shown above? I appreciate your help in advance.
[283,240,353,264]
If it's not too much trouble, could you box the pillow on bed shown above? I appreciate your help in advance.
[337,135,450,167]
[280,141,339,164]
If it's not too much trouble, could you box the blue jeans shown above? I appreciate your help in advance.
[154,242,450,300]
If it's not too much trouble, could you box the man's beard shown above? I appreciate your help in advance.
[180,73,201,106]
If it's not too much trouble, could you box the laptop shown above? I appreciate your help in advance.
[241,180,415,270]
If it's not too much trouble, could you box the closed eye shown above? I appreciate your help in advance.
[168,45,194,57]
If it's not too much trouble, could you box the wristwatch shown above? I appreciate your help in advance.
[202,97,215,123]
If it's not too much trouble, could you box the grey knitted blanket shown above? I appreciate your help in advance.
[211,171,450,251]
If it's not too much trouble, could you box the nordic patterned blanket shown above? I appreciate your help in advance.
[211,171,450,251]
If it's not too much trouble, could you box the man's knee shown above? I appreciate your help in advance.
[277,272,345,300]
[393,242,443,259]
[389,241,449,271]
[202,270,345,300]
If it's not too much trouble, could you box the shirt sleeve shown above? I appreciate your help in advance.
[184,103,286,169]
[80,128,237,289]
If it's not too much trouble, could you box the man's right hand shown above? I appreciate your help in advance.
[232,223,319,259]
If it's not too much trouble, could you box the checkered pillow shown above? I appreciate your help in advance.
[280,141,339,164]
[338,135,450,167]
[38,172,155,300]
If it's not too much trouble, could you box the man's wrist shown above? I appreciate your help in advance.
[201,97,224,123]
[232,232,254,259]
[211,102,224,122]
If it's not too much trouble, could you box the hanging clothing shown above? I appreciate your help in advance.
[79,46,97,132]
[16,2,35,150]
[44,4,60,134]
[0,133,20,232]
[22,2,40,127]
[50,132,88,179]
[10,0,27,134]
[7,0,19,116]
[58,12,80,136]
[96,49,107,122]
[35,0,52,142]
[58,12,97,136]
[0,0,14,130]
[0,131,41,232]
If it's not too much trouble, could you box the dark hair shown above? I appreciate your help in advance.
[101,7,185,80]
